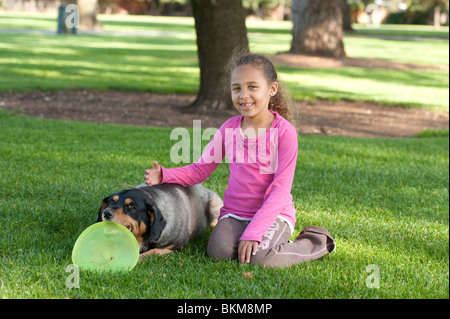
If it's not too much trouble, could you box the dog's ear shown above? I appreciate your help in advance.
[145,199,166,241]
[96,196,110,222]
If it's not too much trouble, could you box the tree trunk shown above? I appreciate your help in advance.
[340,0,353,31]
[191,0,249,111]
[434,6,441,29]
[289,0,346,57]
[78,0,102,31]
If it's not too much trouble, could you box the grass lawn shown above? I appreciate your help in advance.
[0,109,448,299]
[0,12,448,111]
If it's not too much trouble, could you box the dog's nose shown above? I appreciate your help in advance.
[103,209,115,220]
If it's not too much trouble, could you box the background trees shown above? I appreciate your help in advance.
[67,0,447,110]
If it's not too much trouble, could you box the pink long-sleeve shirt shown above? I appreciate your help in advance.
[160,110,298,243]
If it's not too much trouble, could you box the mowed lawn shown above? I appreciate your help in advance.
[0,13,448,299]
[0,110,448,298]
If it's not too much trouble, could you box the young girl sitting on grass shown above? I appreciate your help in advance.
[144,53,335,267]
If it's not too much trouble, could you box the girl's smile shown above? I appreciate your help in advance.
[239,102,254,110]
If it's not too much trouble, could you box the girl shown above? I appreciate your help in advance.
[144,53,335,267]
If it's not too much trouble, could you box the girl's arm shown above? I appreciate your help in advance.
[145,125,226,187]
[239,125,298,244]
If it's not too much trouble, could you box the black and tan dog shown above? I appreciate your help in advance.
[97,184,222,259]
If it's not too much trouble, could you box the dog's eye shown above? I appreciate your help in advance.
[128,204,135,210]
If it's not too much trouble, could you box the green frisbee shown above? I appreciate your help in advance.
[72,222,139,272]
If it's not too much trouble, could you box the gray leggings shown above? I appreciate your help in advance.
[207,217,335,267]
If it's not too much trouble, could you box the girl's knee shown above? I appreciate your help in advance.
[206,237,236,260]
[206,217,245,261]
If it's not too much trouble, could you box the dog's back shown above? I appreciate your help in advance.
[137,184,222,249]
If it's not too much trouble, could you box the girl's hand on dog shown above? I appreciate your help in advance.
[144,161,162,186]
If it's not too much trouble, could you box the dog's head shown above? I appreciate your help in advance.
[96,188,166,249]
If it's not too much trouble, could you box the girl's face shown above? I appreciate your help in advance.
[231,64,278,123]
